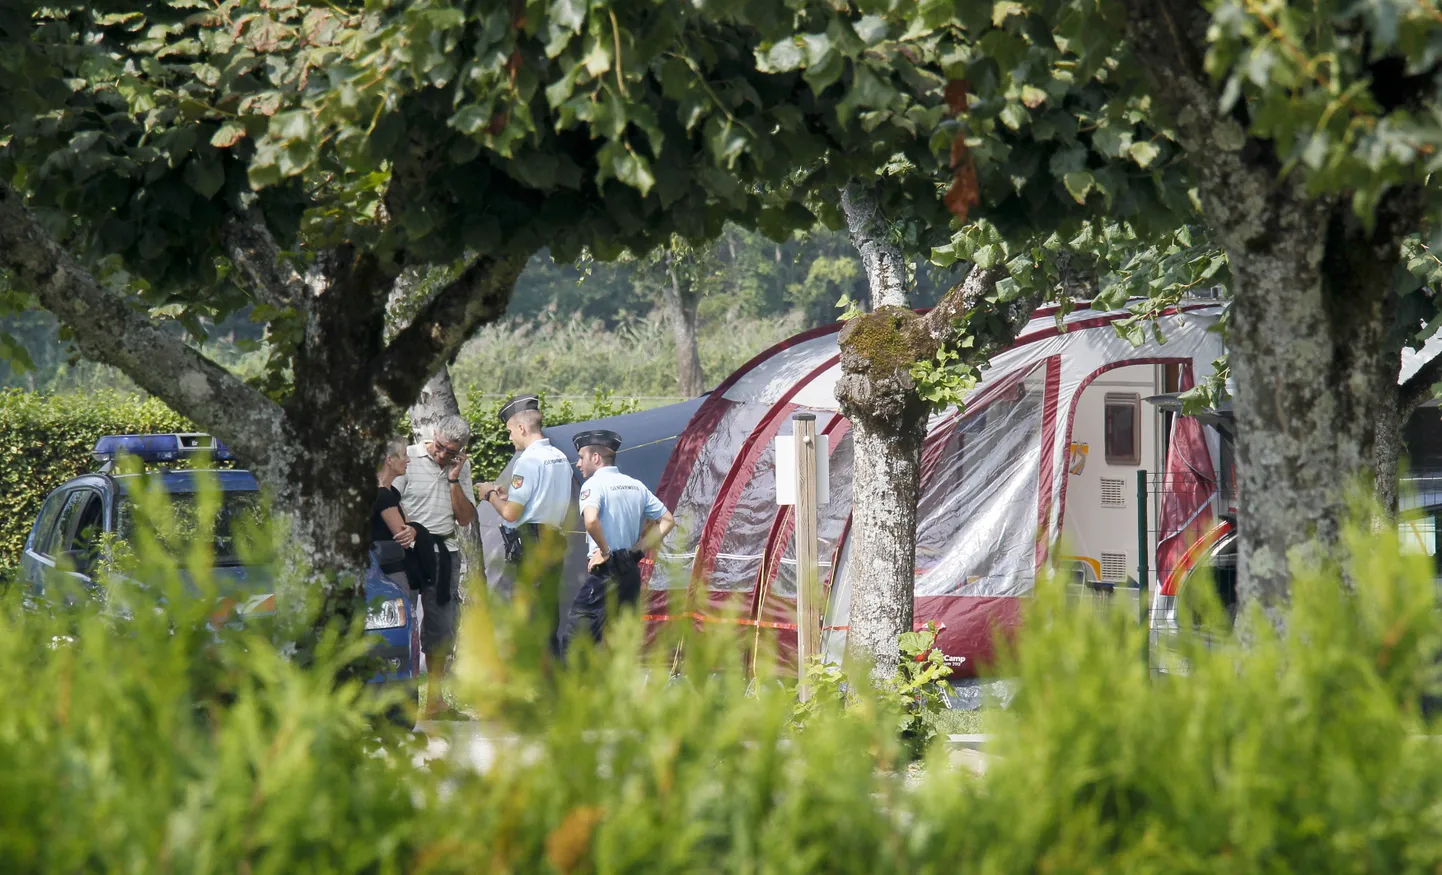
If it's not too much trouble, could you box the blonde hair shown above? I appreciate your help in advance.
[379,436,408,469]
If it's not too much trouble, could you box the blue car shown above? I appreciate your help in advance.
[18,433,419,687]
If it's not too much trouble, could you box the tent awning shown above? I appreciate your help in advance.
[542,396,706,491]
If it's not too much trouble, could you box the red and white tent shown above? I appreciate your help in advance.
[642,302,1226,673]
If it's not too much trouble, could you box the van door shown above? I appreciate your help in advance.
[38,488,106,601]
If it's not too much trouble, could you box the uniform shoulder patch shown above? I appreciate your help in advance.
[511,474,524,489]
[579,489,591,501]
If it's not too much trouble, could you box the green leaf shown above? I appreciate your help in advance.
[598,141,655,195]
[452,104,489,135]
[1127,140,1161,168]
[210,121,247,149]
[551,0,588,33]
[992,1,1026,26]
[853,15,888,46]
[1063,170,1095,204]
[999,102,1027,130]
[581,38,611,78]
[764,39,804,73]
[801,33,843,93]
[182,155,225,198]
[973,243,1001,269]
[1048,145,1086,177]
[1092,123,1131,158]
[271,110,312,143]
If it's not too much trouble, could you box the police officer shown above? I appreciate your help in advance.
[562,429,675,653]
[476,393,572,590]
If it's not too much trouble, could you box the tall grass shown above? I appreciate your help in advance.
[450,309,804,399]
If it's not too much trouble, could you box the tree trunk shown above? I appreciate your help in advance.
[1375,389,1405,521]
[841,182,908,309]
[662,255,705,398]
[1223,193,1416,627]
[382,265,464,441]
[834,223,1020,681]
[281,247,398,618]
[0,179,528,626]
[409,366,462,442]
[840,393,927,681]
[1117,1,1423,629]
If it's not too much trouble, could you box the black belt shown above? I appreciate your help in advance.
[595,548,642,571]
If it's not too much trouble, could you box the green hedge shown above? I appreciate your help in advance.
[459,389,640,481]
[0,390,190,572]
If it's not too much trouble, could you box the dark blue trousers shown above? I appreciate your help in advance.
[561,549,642,654]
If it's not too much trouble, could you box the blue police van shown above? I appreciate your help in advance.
[18,433,419,686]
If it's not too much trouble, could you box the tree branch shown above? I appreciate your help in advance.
[0,182,289,465]
[1401,349,1442,412]
[382,265,430,342]
[921,263,1042,359]
[371,251,530,407]
[841,181,909,309]
[221,206,307,312]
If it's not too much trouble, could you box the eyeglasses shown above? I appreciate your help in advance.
[432,440,462,459]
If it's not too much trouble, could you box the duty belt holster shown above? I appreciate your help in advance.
[500,523,543,564]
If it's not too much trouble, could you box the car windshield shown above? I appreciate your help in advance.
[116,491,268,567]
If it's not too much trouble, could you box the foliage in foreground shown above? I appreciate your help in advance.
[948,526,1442,872]
[4,507,1442,872]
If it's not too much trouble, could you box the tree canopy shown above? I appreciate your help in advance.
[0,0,976,585]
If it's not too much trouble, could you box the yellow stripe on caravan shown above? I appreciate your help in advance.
[1062,555,1102,582]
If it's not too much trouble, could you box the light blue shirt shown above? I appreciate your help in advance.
[504,439,572,529]
[578,466,668,554]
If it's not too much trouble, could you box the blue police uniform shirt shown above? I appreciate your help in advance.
[505,439,572,529]
[578,466,667,555]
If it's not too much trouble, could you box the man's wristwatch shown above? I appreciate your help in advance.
[448,477,459,484]
[483,489,495,501]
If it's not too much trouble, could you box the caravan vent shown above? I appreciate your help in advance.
[1101,552,1128,581]
[1100,478,1126,507]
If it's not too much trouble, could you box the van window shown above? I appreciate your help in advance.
[28,490,69,557]
[47,492,91,558]
[1104,393,1141,466]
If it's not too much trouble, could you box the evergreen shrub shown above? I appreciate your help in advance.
[5,462,1442,873]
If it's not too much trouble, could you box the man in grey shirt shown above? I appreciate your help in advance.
[393,413,476,719]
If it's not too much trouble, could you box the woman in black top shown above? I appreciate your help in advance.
[373,438,417,547]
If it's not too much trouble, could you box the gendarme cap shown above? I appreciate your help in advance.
[498,393,540,424]
[572,429,622,453]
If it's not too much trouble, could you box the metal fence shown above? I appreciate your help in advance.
[1059,469,1230,672]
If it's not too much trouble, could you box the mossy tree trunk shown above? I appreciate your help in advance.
[836,254,1036,681]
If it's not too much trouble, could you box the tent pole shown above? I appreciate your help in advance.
[794,412,821,700]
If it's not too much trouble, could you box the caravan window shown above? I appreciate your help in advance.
[1104,393,1141,466]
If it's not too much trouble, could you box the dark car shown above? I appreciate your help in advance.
[19,434,419,686]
